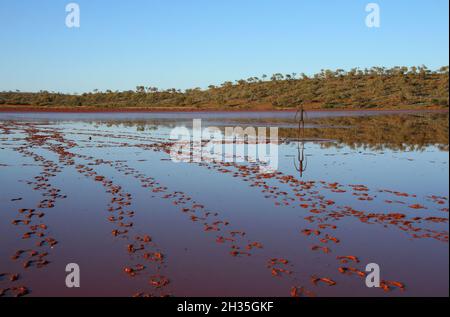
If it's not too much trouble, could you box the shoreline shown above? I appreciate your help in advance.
[0,105,448,114]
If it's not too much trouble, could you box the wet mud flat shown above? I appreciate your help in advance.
[0,112,448,297]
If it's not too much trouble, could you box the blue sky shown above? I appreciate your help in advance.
[0,0,448,93]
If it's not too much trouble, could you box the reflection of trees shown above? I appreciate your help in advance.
[83,113,449,152]
[279,113,449,151]
[95,120,166,132]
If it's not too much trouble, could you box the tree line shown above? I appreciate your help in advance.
[1,66,448,110]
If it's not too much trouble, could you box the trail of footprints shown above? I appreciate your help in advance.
[27,124,309,296]
[27,127,172,297]
[4,125,283,296]
[1,126,65,296]
[135,138,448,294]
[49,125,450,294]
[1,122,448,296]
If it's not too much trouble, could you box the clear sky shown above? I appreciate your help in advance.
[0,0,448,93]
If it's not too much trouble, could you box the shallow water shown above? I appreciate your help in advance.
[0,111,448,297]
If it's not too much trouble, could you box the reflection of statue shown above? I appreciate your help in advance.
[293,105,307,178]
[294,141,307,177]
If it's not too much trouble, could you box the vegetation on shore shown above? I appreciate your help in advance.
[1,66,448,110]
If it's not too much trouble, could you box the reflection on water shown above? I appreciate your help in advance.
[280,113,449,151]
[293,141,307,178]
[291,106,308,178]
[0,111,448,297]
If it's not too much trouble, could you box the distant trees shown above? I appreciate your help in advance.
[0,66,448,110]
[136,86,145,93]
